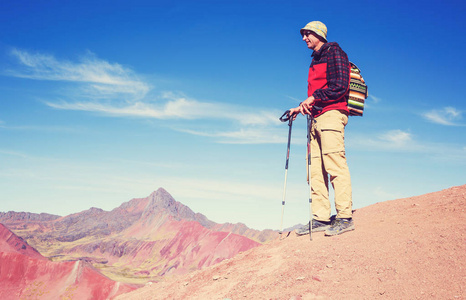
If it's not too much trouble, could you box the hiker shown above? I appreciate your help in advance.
[289,21,354,236]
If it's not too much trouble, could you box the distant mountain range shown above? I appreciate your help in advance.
[0,188,278,288]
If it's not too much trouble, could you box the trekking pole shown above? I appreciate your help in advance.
[279,110,293,237]
[306,114,313,241]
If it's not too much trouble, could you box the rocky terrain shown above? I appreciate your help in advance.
[116,185,466,299]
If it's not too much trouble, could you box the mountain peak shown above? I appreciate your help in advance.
[142,188,196,221]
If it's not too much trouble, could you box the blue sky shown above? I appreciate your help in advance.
[1,0,465,230]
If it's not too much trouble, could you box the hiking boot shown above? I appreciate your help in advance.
[295,219,331,236]
[324,218,355,236]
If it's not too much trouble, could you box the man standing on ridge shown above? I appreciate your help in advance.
[289,21,354,236]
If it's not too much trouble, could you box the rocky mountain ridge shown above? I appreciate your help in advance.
[0,211,60,222]
[0,188,277,284]
[1,188,275,244]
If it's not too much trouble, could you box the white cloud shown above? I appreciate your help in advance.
[179,127,286,144]
[45,95,279,127]
[422,107,464,126]
[348,129,466,163]
[9,49,279,125]
[0,149,32,159]
[163,176,280,203]
[368,93,381,104]
[9,48,150,99]
[159,92,279,126]
[7,49,284,144]
[348,129,417,152]
[378,129,412,145]
[348,129,419,152]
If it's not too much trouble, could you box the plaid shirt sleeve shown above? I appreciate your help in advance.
[312,45,350,102]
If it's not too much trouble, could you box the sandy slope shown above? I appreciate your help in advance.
[116,185,466,300]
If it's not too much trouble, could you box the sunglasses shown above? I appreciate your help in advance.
[301,30,313,37]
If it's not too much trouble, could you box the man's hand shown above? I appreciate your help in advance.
[288,96,316,120]
[300,96,315,115]
[288,106,301,120]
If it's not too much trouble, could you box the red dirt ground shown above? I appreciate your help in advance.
[116,185,466,300]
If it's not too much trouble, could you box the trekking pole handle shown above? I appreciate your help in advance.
[279,110,293,125]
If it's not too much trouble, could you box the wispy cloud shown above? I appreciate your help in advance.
[179,127,286,144]
[8,48,150,99]
[348,129,466,162]
[378,129,412,146]
[348,129,418,152]
[46,91,279,125]
[7,48,283,144]
[368,93,381,104]
[422,107,464,126]
[163,176,280,203]
[0,149,32,159]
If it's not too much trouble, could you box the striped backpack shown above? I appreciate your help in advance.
[348,62,368,116]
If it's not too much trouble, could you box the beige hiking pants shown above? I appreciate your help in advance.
[310,110,352,221]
